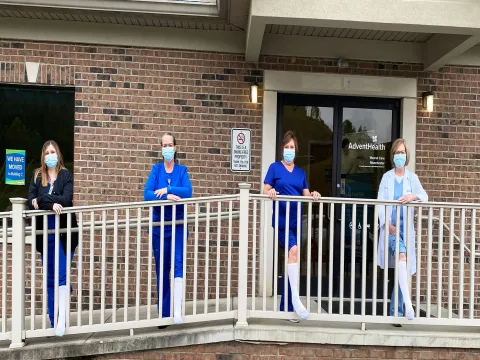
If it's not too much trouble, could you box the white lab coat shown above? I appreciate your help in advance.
[376,168,428,275]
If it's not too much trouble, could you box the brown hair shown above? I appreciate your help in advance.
[390,138,410,167]
[35,140,66,187]
[281,131,298,151]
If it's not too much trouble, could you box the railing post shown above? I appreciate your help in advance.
[236,183,251,328]
[10,198,27,348]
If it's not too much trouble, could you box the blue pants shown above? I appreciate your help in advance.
[278,227,297,312]
[390,287,404,317]
[153,226,185,318]
[41,236,74,328]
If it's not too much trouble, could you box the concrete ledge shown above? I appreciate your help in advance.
[1,321,235,360]
[3,319,480,359]
[236,319,480,349]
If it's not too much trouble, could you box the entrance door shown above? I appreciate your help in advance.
[277,94,400,314]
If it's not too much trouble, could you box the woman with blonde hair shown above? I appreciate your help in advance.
[27,140,78,336]
[377,138,427,322]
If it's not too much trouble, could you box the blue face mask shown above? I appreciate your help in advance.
[283,149,295,164]
[162,147,175,162]
[45,154,58,169]
[393,154,406,168]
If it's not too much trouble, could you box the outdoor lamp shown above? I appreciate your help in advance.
[423,92,434,112]
[250,83,258,104]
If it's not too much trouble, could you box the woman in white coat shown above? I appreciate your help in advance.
[377,138,428,321]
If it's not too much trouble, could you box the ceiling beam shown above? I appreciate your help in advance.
[0,17,245,53]
[423,34,480,71]
[261,34,423,64]
[245,4,266,63]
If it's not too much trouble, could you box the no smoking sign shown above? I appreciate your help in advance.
[231,128,251,172]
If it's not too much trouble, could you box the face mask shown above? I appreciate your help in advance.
[283,149,295,164]
[45,154,58,169]
[393,154,406,168]
[162,147,175,162]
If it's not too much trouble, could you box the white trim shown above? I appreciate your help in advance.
[258,90,276,297]
[0,17,245,54]
[0,0,219,16]
[264,71,417,99]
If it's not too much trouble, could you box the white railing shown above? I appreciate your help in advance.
[0,211,11,342]
[0,184,479,348]
[248,194,479,326]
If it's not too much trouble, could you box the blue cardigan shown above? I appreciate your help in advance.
[144,163,192,237]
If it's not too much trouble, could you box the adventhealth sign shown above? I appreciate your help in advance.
[5,149,26,185]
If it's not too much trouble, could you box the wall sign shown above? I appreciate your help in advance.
[231,129,251,172]
[5,149,26,185]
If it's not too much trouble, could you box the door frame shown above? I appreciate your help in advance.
[276,94,401,198]
[259,70,417,296]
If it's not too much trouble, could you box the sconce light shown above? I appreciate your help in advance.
[423,92,434,112]
[250,83,258,104]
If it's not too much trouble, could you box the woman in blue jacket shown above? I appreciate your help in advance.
[144,132,192,326]
[263,131,320,321]
[377,138,428,322]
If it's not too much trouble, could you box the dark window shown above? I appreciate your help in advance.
[0,84,75,212]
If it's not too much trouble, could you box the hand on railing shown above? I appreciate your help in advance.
[52,203,63,215]
[398,194,418,204]
[266,188,279,200]
[311,191,321,201]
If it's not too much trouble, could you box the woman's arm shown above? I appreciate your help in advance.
[144,165,167,201]
[39,171,73,207]
[412,174,428,202]
[167,167,192,198]
[27,172,38,210]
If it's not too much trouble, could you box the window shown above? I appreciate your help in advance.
[0,84,74,212]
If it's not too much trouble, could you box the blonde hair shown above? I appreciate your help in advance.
[35,140,66,187]
[390,138,410,167]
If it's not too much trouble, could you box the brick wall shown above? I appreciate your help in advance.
[82,341,480,359]
[0,39,479,317]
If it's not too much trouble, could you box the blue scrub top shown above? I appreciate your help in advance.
[144,163,192,237]
[264,161,308,228]
[391,177,404,227]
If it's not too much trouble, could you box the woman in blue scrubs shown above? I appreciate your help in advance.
[144,132,192,326]
[377,138,428,322]
[263,131,320,320]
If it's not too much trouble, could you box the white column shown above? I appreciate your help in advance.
[236,183,251,327]
[9,198,27,348]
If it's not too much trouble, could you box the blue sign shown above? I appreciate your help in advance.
[5,149,26,185]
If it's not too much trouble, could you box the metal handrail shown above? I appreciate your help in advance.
[250,194,480,209]
[5,210,240,237]
[23,194,240,217]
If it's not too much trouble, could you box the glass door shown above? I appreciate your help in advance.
[277,94,399,313]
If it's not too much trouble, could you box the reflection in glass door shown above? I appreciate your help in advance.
[277,94,399,314]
